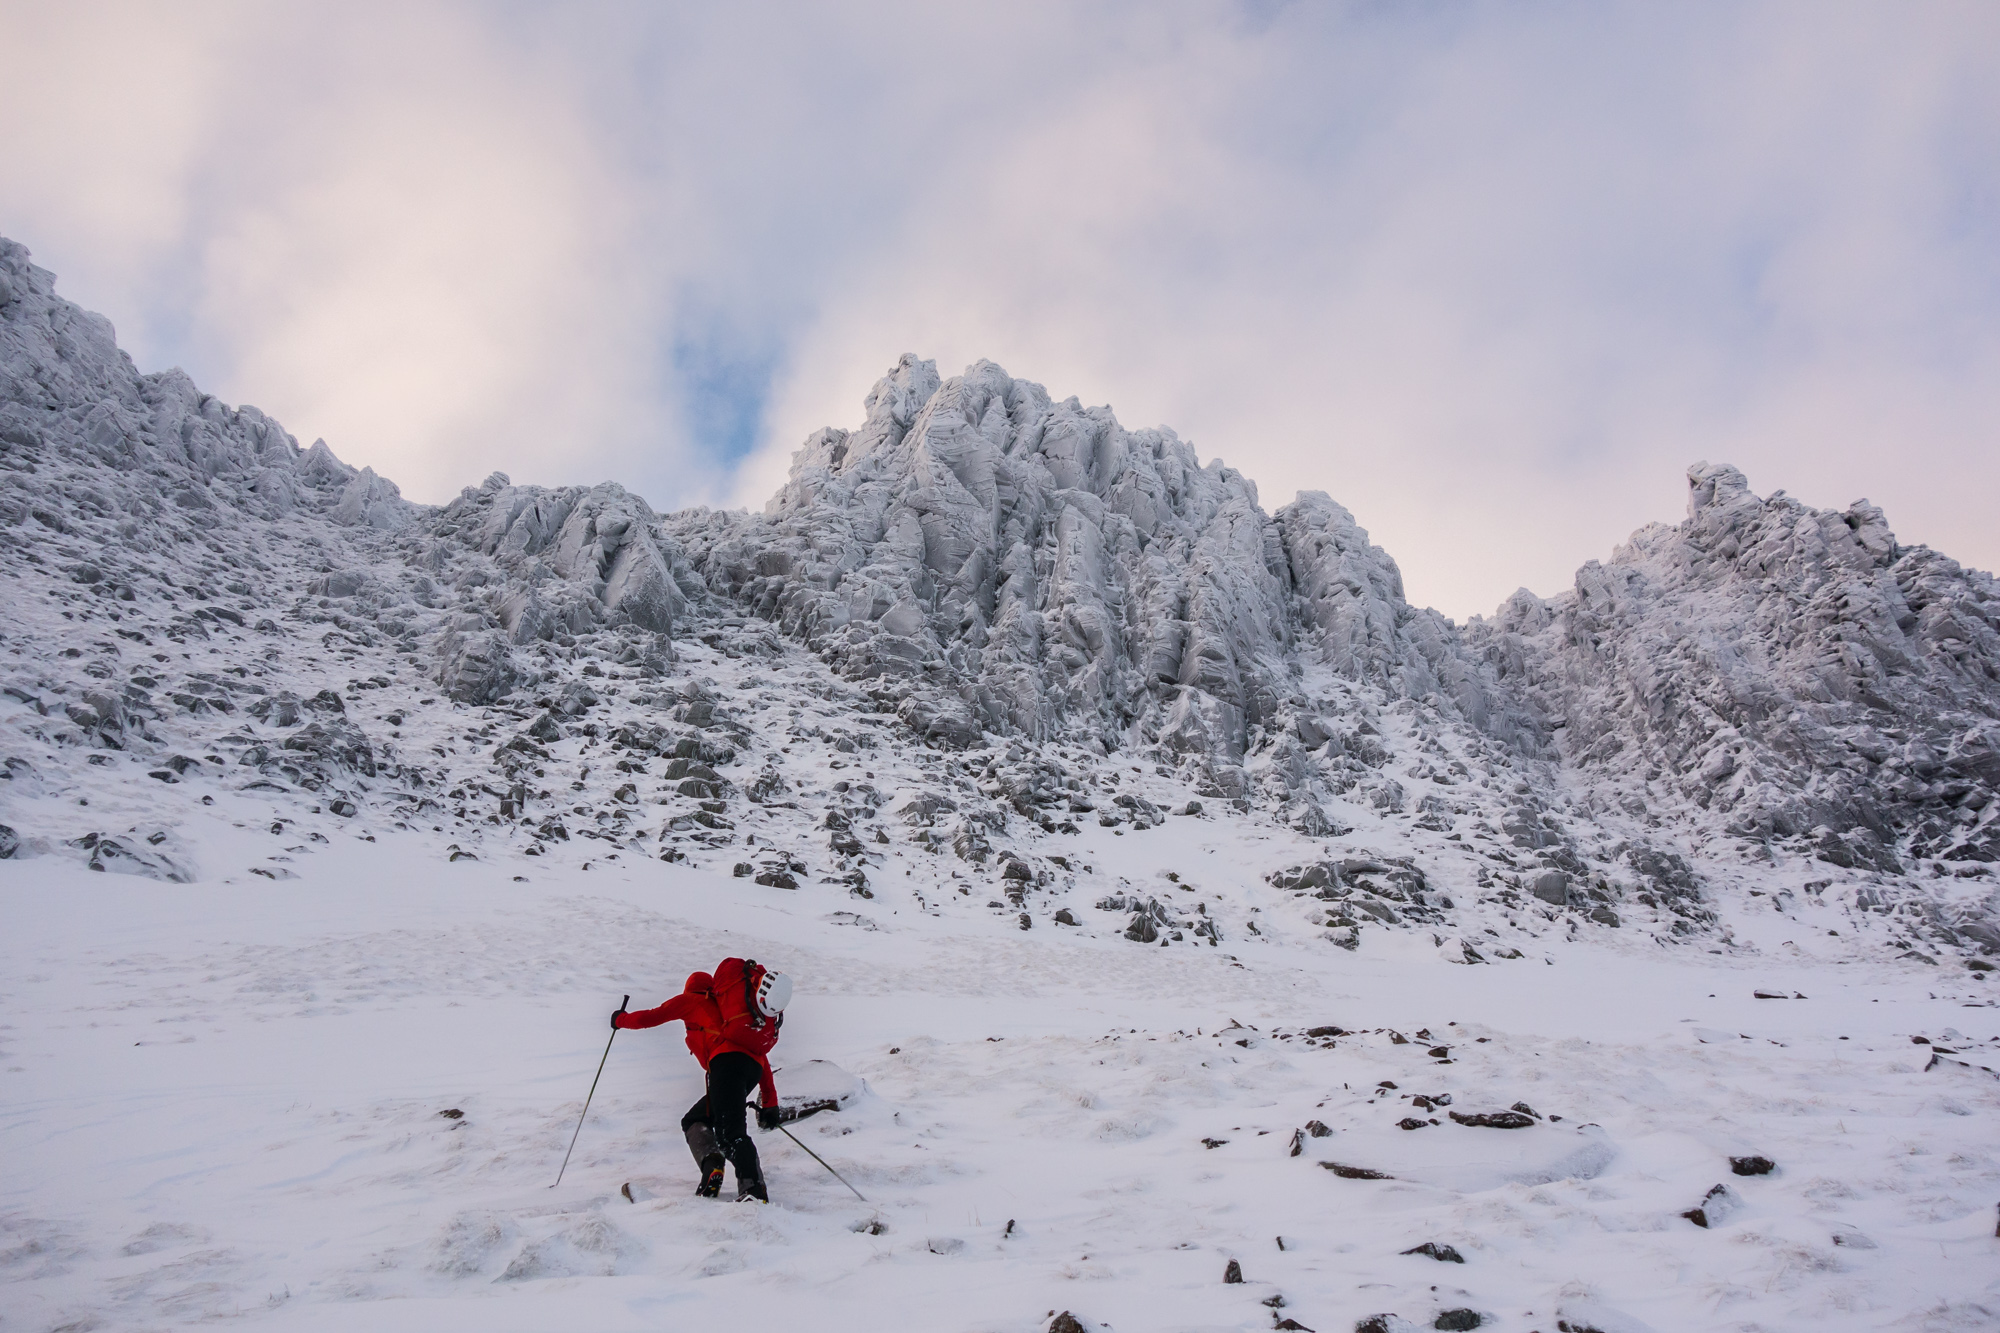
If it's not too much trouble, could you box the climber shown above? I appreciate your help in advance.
[612,958,792,1201]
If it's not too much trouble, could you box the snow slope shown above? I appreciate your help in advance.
[3,236,1999,1331]
[6,799,1998,1331]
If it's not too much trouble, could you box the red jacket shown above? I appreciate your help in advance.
[615,964,780,1106]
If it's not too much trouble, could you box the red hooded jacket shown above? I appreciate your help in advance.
[614,961,780,1107]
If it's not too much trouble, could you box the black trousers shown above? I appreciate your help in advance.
[681,1051,763,1182]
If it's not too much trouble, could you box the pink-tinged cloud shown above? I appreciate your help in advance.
[5,1,1996,619]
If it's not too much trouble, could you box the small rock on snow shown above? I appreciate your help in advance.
[1681,1182,1742,1229]
[1447,1110,1535,1129]
[1400,1242,1465,1263]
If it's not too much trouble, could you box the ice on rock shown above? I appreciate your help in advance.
[330,466,416,531]
[665,357,1533,799]
[1470,460,2000,882]
[3,229,1999,958]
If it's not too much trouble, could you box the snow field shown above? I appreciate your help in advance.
[5,822,1997,1332]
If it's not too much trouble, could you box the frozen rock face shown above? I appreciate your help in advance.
[1470,462,2000,870]
[0,238,413,534]
[666,356,1519,794]
[421,473,689,701]
[0,236,684,719]
[5,234,1996,958]
[1277,490,1532,746]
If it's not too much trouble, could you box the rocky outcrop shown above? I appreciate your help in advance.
[5,232,1997,955]
[0,238,407,540]
[1468,462,2000,868]
[666,356,1519,793]
[420,472,689,701]
[0,238,688,712]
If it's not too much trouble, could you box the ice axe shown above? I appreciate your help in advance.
[755,1100,867,1201]
[552,995,627,1188]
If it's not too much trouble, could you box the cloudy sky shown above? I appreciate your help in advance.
[5,1,1996,620]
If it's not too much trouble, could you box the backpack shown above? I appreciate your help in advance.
[713,957,781,1044]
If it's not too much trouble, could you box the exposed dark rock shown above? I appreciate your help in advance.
[1681,1182,1741,1228]
[1121,897,1169,941]
[1400,1242,1464,1263]
[279,720,377,778]
[83,834,194,882]
[1447,1111,1535,1129]
[1728,1155,1775,1176]
[249,693,302,727]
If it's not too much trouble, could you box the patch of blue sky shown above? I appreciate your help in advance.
[671,322,783,471]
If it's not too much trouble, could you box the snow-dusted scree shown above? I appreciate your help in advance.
[2,237,1996,1331]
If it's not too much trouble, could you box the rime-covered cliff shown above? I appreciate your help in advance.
[4,237,1996,957]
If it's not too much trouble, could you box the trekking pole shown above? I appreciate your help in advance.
[552,995,627,1188]
[773,1120,867,1201]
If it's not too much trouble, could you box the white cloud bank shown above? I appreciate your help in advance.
[4,1,1996,619]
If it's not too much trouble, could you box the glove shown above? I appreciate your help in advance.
[610,1007,628,1030]
[757,1105,781,1131]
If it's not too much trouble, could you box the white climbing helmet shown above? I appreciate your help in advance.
[755,969,792,1018]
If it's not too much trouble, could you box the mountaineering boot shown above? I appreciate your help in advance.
[736,1171,769,1204]
[696,1155,727,1198]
